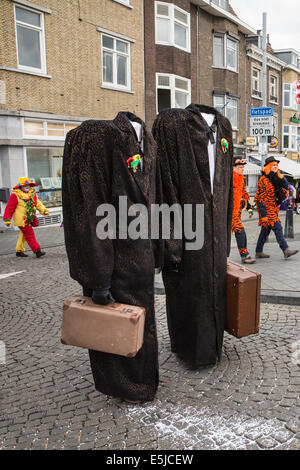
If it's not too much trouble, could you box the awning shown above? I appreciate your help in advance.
[248,155,300,179]
[243,162,261,176]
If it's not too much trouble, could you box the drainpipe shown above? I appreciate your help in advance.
[197,6,200,103]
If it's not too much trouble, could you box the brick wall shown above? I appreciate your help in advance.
[0,0,145,120]
[246,53,283,151]
[144,0,198,126]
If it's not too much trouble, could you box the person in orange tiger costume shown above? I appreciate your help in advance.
[254,156,298,259]
[232,157,256,264]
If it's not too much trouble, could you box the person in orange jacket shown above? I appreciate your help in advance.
[254,156,299,259]
[3,177,49,258]
[232,157,256,264]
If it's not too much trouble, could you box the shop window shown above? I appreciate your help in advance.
[14,4,46,73]
[26,148,63,208]
[156,74,191,113]
[214,95,238,130]
[155,2,191,53]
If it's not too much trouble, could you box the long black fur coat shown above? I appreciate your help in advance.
[153,104,233,367]
[62,112,159,401]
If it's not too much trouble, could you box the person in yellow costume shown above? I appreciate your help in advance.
[3,177,49,258]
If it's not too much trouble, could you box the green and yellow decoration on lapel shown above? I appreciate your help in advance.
[127,154,141,173]
[221,138,229,153]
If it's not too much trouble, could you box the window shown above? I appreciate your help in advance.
[284,83,297,109]
[252,67,261,98]
[23,120,78,139]
[212,0,229,10]
[213,34,238,72]
[269,75,278,102]
[26,148,64,207]
[214,95,238,129]
[14,5,46,73]
[102,35,130,90]
[156,74,191,113]
[155,2,191,52]
[283,125,297,151]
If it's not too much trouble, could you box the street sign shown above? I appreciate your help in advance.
[259,142,268,155]
[250,115,274,137]
[270,137,278,148]
[246,137,257,146]
[250,106,274,117]
[250,126,273,136]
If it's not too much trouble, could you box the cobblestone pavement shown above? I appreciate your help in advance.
[0,246,299,450]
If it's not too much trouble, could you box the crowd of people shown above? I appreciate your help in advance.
[232,155,298,263]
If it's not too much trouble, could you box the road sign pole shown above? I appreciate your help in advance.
[261,12,268,168]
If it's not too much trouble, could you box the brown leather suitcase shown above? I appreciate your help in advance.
[226,260,261,338]
[61,295,145,357]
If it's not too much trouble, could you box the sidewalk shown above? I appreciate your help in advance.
[155,211,300,305]
[1,211,300,303]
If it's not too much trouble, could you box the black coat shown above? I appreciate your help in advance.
[153,104,233,367]
[62,112,159,401]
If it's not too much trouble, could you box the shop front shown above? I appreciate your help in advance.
[0,110,82,227]
[26,147,64,226]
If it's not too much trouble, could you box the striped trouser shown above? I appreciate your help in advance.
[233,226,249,258]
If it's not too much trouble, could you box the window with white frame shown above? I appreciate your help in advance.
[283,83,297,109]
[252,67,261,98]
[155,2,191,52]
[214,95,238,129]
[213,34,238,72]
[283,125,297,151]
[14,4,46,73]
[102,35,130,90]
[156,74,191,113]
[212,0,229,10]
[23,120,78,139]
[269,75,278,102]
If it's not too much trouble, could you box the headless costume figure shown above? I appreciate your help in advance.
[63,112,159,401]
[153,104,233,367]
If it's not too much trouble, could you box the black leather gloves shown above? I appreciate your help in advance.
[92,287,115,305]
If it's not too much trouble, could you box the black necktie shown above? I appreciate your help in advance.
[206,118,217,144]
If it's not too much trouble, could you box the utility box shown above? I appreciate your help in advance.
[0,188,10,202]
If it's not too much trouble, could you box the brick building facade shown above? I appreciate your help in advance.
[144,1,256,154]
[0,0,144,222]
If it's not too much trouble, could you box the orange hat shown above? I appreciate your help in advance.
[13,177,37,189]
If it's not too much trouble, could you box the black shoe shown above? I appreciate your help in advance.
[16,252,28,257]
[35,250,46,258]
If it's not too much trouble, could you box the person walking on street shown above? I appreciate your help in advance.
[3,177,49,258]
[232,157,256,264]
[254,157,299,259]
